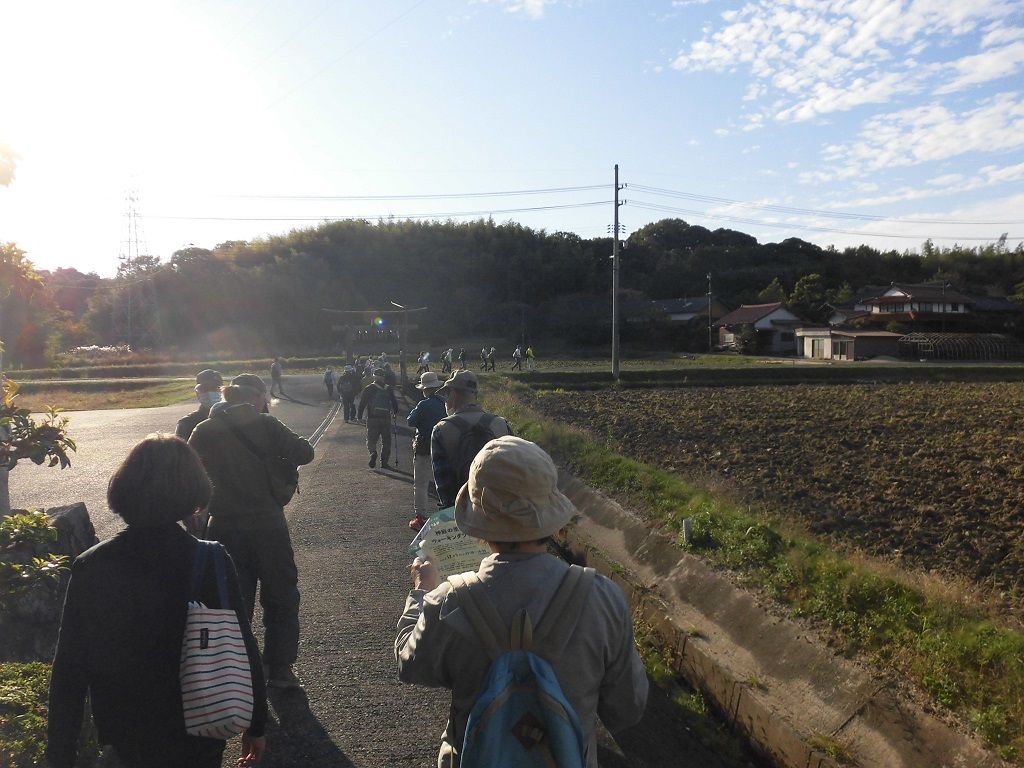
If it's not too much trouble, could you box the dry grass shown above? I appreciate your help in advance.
[15,381,194,412]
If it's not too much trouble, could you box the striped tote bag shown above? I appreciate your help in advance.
[179,541,255,739]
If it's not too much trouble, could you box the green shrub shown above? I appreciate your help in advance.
[0,662,50,767]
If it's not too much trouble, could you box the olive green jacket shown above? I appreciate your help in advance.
[188,403,313,529]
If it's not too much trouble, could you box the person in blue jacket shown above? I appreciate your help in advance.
[406,371,447,531]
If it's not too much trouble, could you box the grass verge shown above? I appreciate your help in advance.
[483,376,1024,763]
[15,380,195,412]
[0,662,49,767]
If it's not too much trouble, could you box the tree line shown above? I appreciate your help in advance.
[3,219,1023,366]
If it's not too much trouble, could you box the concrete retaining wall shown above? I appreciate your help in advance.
[556,473,1008,768]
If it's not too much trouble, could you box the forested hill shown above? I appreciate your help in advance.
[4,218,1024,365]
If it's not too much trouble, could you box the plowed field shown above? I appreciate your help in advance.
[531,382,1024,593]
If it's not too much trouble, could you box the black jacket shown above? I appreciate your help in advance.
[46,524,267,768]
[175,404,212,441]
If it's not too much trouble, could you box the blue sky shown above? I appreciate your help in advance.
[2,0,1022,277]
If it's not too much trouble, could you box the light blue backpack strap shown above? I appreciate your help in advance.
[533,565,596,656]
[448,572,508,661]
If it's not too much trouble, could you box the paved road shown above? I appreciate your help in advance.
[15,373,758,767]
[10,374,335,539]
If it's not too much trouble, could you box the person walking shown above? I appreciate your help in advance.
[270,357,285,397]
[458,347,467,370]
[441,348,453,374]
[175,369,223,441]
[486,346,496,371]
[511,345,523,371]
[396,437,649,768]
[47,435,267,768]
[323,367,336,401]
[357,368,399,469]
[188,374,314,691]
[430,370,511,509]
[339,365,360,422]
[479,347,488,370]
[406,371,447,531]
[526,344,536,371]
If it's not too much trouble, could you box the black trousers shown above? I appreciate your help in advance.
[101,737,224,768]
[208,519,300,666]
[342,392,356,420]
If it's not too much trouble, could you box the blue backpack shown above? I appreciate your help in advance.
[448,565,596,768]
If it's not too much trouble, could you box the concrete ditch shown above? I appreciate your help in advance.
[555,473,1009,768]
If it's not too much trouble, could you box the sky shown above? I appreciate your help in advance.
[2,0,1023,277]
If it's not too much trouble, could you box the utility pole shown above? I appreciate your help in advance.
[707,272,713,353]
[611,164,624,381]
[941,282,949,333]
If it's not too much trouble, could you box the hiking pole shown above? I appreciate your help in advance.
[393,421,400,468]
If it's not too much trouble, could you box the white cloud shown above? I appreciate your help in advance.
[981,161,1024,184]
[800,191,1024,253]
[935,41,1024,94]
[671,0,1021,122]
[927,173,964,186]
[491,0,559,19]
[823,92,1024,173]
[980,25,1024,48]
[714,127,730,136]
[829,160,1024,207]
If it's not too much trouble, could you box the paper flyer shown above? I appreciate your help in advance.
[409,507,491,580]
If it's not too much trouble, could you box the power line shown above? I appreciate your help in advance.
[630,183,1024,226]
[265,0,429,110]
[214,184,607,201]
[141,199,611,221]
[628,200,1020,242]
[245,0,338,75]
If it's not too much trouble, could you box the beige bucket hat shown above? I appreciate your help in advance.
[437,369,478,394]
[416,371,442,390]
[455,436,577,542]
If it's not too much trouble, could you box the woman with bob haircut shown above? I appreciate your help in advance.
[46,434,268,768]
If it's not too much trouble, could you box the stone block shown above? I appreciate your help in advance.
[0,502,97,662]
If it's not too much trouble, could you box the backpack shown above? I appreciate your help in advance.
[340,374,356,395]
[448,565,596,768]
[219,414,300,506]
[451,414,499,489]
[371,384,393,418]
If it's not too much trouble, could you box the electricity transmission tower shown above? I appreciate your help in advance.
[113,190,161,349]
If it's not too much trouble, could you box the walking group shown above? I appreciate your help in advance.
[45,351,647,768]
